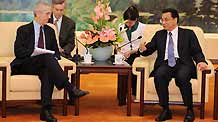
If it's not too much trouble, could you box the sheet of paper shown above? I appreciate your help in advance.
[31,47,55,56]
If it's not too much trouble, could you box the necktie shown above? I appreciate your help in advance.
[38,26,44,49]
[54,19,59,34]
[168,32,176,67]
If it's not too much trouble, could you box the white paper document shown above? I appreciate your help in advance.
[31,47,55,57]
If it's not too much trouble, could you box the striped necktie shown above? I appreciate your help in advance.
[54,19,59,34]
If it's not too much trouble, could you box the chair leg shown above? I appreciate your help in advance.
[136,67,145,116]
[2,101,6,118]
[1,67,7,118]
[200,104,205,119]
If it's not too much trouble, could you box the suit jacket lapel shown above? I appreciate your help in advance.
[30,22,35,49]
[59,15,66,39]
[177,27,183,55]
[162,30,167,56]
[44,25,50,49]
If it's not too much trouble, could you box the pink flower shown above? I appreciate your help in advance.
[80,30,99,44]
[99,28,116,42]
[94,4,104,19]
[80,0,123,48]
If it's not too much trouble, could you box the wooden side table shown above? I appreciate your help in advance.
[214,68,218,120]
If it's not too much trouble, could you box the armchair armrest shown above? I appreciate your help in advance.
[196,59,214,101]
[58,57,76,78]
[132,56,151,78]
[197,59,214,79]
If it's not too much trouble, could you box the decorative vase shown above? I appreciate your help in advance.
[89,45,113,61]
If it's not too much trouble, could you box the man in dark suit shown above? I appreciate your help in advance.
[10,2,88,122]
[48,0,75,60]
[139,8,208,122]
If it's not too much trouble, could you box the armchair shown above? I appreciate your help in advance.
[0,22,76,118]
[132,24,214,119]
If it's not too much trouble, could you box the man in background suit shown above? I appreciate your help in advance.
[10,2,88,122]
[48,0,75,60]
[139,8,208,122]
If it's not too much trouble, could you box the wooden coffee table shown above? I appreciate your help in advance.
[72,60,132,116]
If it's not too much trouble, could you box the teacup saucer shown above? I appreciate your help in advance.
[113,62,124,65]
[81,61,94,64]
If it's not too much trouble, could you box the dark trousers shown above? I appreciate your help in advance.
[153,59,193,108]
[11,54,68,108]
[126,53,140,96]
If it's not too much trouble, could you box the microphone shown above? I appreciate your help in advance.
[72,37,88,63]
[117,36,142,49]
[110,36,142,62]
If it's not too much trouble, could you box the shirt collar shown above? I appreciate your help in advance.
[53,14,63,23]
[33,20,42,30]
[126,21,139,32]
[168,26,178,36]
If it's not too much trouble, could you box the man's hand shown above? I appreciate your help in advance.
[59,47,65,53]
[139,42,147,52]
[197,62,208,71]
[123,50,131,58]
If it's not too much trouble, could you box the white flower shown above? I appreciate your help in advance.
[118,23,127,32]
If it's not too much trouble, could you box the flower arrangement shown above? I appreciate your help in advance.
[80,0,124,49]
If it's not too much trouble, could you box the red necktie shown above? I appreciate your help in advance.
[38,26,44,48]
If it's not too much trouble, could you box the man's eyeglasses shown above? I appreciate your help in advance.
[160,18,174,24]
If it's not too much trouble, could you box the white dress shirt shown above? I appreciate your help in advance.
[33,21,46,48]
[53,14,63,35]
[164,26,179,60]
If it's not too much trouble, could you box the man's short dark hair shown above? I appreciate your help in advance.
[162,8,179,23]
[52,0,65,4]
[123,5,139,21]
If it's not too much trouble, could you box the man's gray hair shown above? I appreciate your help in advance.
[52,0,65,4]
[33,1,51,16]
[34,1,50,13]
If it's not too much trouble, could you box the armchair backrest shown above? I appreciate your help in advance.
[0,22,27,57]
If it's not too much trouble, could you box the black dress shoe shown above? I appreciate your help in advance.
[68,88,89,100]
[155,109,172,121]
[184,109,195,122]
[40,109,57,122]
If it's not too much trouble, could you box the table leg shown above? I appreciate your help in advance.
[127,70,132,116]
[118,74,127,106]
[117,74,121,100]
[75,69,80,116]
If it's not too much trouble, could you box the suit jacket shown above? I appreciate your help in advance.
[11,22,60,74]
[119,22,145,53]
[141,27,206,78]
[48,15,75,57]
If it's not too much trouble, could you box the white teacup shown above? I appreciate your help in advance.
[84,54,92,63]
[115,54,125,64]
